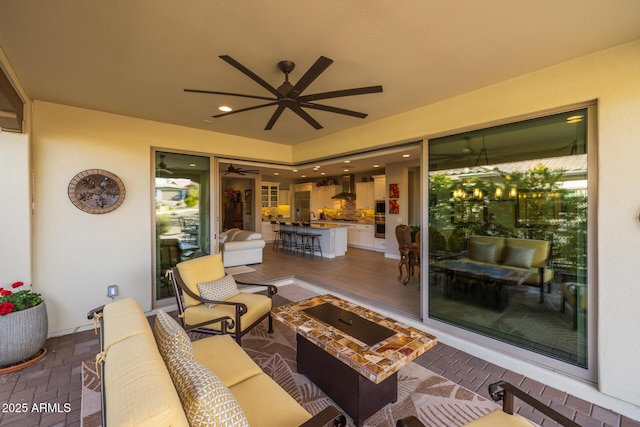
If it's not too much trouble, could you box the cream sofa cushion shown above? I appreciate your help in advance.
[104,333,189,427]
[192,334,263,388]
[176,254,226,307]
[503,245,536,268]
[168,354,249,427]
[154,310,194,361]
[103,297,154,350]
[463,409,533,426]
[230,372,311,427]
[183,292,272,334]
[505,237,550,268]
[469,241,497,264]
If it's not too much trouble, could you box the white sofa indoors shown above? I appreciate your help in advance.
[220,229,266,267]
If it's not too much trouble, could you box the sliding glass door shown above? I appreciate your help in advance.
[427,106,592,373]
[154,151,211,303]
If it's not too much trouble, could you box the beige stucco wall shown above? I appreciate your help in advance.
[294,39,640,411]
[29,103,291,332]
[2,39,639,415]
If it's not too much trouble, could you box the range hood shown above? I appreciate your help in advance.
[331,174,356,200]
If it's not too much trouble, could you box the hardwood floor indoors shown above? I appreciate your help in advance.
[237,243,422,316]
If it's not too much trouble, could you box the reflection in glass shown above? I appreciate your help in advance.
[428,109,589,368]
[155,152,210,302]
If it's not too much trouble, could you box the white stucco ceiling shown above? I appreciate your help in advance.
[1,0,639,147]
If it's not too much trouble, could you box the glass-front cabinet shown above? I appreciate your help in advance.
[428,107,591,373]
[261,182,279,208]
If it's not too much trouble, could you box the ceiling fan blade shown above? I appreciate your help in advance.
[213,102,277,118]
[219,55,282,99]
[265,105,286,130]
[184,88,276,101]
[298,85,383,102]
[300,102,368,118]
[287,56,333,99]
[290,104,322,130]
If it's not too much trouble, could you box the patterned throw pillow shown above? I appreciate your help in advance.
[168,354,249,427]
[197,275,239,307]
[503,245,536,268]
[153,310,194,362]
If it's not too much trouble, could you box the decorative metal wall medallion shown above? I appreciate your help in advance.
[68,169,125,214]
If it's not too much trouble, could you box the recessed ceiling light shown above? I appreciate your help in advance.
[219,105,232,112]
[274,172,279,175]
[320,172,326,175]
[344,160,350,163]
[292,169,298,172]
[344,169,350,172]
[301,175,306,178]
[402,154,410,158]
[373,164,380,168]
[189,163,196,167]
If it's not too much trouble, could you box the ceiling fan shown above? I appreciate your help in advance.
[156,154,173,175]
[184,55,383,130]
[224,164,260,175]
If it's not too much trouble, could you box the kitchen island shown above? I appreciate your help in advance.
[280,223,347,258]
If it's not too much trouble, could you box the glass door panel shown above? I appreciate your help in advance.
[428,108,590,369]
[154,151,210,303]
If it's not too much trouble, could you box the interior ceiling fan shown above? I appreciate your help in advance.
[223,164,260,175]
[184,55,383,130]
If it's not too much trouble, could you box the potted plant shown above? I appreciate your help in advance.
[0,281,48,371]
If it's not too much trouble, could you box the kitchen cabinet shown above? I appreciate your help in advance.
[355,182,375,209]
[346,223,375,249]
[316,185,338,209]
[261,182,279,208]
[373,175,386,200]
[279,189,290,205]
[293,183,313,192]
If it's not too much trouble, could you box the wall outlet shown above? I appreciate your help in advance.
[107,284,119,299]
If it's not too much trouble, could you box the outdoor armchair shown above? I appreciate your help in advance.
[169,253,276,345]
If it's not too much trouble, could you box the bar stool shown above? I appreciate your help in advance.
[278,221,293,251]
[301,222,323,258]
[270,220,282,251]
[290,222,306,253]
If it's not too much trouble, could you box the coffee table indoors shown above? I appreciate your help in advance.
[273,294,437,426]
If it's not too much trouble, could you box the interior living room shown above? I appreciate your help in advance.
[1,2,640,426]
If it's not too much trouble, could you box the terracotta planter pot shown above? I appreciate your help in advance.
[0,302,48,367]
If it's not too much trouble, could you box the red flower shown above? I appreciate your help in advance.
[0,302,14,315]
[0,289,12,297]
[11,281,24,289]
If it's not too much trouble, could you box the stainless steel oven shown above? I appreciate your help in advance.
[374,213,385,238]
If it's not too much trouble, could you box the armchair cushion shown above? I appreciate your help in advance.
[168,354,249,427]
[197,275,239,307]
[226,229,262,242]
[176,254,226,307]
[462,409,533,426]
[183,292,272,334]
